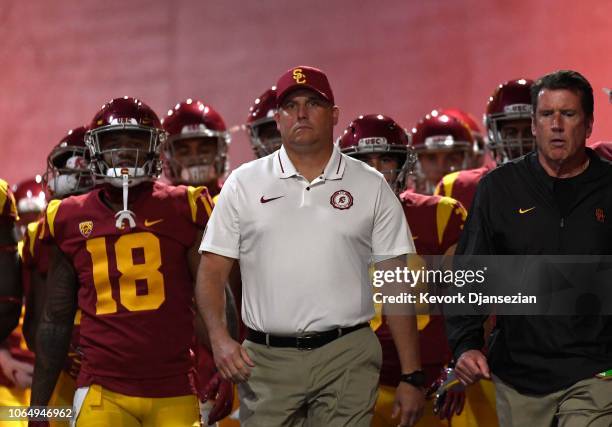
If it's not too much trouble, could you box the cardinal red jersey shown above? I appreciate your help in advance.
[434,165,493,211]
[0,179,18,224]
[41,181,213,397]
[375,191,467,387]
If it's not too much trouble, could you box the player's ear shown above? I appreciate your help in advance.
[332,105,339,126]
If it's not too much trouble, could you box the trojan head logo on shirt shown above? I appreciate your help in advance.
[292,68,306,84]
[79,221,93,238]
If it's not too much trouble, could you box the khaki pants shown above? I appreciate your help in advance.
[493,374,612,427]
[239,326,382,427]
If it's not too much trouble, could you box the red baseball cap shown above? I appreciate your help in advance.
[275,66,335,107]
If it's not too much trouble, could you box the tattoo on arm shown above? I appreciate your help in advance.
[30,245,77,407]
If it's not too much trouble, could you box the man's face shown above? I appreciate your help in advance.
[99,130,151,169]
[418,149,466,187]
[356,153,401,186]
[169,137,220,185]
[274,89,339,152]
[172,137,218,167]
[532,88,593,165]
[498,119,534,160]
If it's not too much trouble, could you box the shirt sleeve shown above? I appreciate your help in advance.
[372,177,414,260]
[0,179,18,224]
[39,199,63,243]
[199,172,240,259]
[445,177,493,360]
[20,221,42,267]
[185,186,214,229]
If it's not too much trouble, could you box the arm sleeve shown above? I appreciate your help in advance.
[445,177,494,359]
[39,200,62,244]
[372,177,414,260]
[198,173,240,259]
[185,185,215,229]
[0,179,18,224]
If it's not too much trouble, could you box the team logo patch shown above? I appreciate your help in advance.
[79,221,93,238]
[292,68,306,84]
[596,208,605,223]
[330,190,353,210]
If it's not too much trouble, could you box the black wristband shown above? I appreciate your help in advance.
[399,370,426,388]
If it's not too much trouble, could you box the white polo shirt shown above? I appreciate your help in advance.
[200,144,414,334]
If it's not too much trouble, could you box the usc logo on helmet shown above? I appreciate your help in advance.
[292,68,306,84]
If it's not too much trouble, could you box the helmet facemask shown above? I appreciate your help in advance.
[349,142,416,195]
[163,132,229,186]
[44,145,93,198]
[488,115,535,163]
[247,117,282,158]
[413,143,473,194]
[87,125,164,188]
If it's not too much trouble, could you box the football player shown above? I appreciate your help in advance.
[30,97,225,426]
[0,178,45,422]
[0,179,20,340]
[12,177,47,240]
[245,87,282,158]
[161,100,237,426]
[162,99,230,198]
[338,114,467,427]
[440,108,496,169]
[20,127,94,421]
[410,111,475,195]
[0,179,31,427]
[435,79,534,210]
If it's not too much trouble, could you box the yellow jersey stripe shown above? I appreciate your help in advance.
[46,199,62,238]
[439,171,460,199]
[187,186,204,223]
[200,193,213,218]
[27,222,39,258]
[435,197,457,246]
[0,179,8,215]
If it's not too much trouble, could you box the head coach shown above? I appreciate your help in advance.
[195,66,426,426]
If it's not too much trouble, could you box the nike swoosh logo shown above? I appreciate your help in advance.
[144,219,164,227]
[518,207,536,214]
[260,196,284,204]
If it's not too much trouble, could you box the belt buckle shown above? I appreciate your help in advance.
[296,334,316,351]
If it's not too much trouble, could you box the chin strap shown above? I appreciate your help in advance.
[114,170,136,230]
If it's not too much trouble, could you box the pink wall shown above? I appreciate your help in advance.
[1,0,610,185]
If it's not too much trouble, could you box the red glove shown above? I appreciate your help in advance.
[201,372,234,425]
[427,365,466,420]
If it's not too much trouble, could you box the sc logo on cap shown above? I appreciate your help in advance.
[292,68,306,84]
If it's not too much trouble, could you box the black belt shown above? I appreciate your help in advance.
[247,323,368,350]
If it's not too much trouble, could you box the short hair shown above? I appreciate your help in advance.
[531,70,594,118]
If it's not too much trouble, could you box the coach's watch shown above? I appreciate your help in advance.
[399,370,426,388]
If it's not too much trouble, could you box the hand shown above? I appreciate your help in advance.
[202,372,234,425]
[392,382,425,427]
[428,366,466,420]
[211,332,254,383]
[455,349,490,386]
[0,348,34,389]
